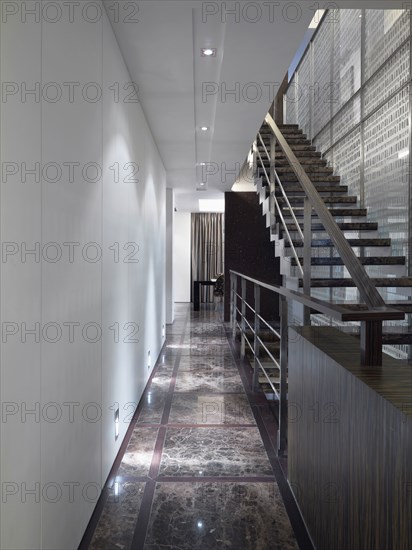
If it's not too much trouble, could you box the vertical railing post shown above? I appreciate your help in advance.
[240,278,247,358]
[230,272,235,336]
[231,274,237,339]
[252,141,258,181]
[303,197,312,325]
[253,284,261,391]
[360,320,383,366]
[278,295,288,456]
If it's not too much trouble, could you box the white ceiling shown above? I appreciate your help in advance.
[108,0,407,211]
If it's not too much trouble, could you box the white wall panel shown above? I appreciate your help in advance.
[0,7,42,549]
[173,213,191,302]
[0,2,166,548]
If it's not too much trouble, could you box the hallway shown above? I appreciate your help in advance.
[81,304,310,549]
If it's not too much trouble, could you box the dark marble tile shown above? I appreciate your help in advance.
[137,391,166,424]
[144,482,298,550]
[89,480,145,550]
[163,347,233,360]
[178,355,238,372]
[179,337,229,348]
[154,354,175,369]
[168,394,256,425]
[159,427,273,477]
[188,322,226,337]
[174,370,244,393]
[117,428,158,477]
[149,367,174,392]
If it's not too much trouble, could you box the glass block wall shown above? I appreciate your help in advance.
[284,9,411,358]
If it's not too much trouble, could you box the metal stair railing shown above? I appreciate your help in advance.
[254,136,304,278]
[230,270,405,455]
[258,112,403,365]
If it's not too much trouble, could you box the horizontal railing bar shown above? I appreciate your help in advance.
[265,112,386,310]
[272,168,305,242]
[255,356,280,398]
[256,336,279,366]
[255,143,304,277]
[244,333,254,354]
[230,270,404,322]
[243,316,255,334]
[256,313,281,340]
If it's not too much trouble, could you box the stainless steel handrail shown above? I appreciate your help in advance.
[254,142,304,277]
[257,132,304,242]
[264,112,386,310]
[230,270,404,322]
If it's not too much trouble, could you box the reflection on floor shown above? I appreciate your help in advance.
[83,304,308,550]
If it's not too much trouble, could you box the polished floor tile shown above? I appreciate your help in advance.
[178,355,237,372]
[174,370,244,393]
[89,481,145,550]
[84,305,303,550]
[117,428,159,477]
[144,482,298,550]
[168,393,256,425]
[149,367,174,392]
[159,427,273,477]
[137,391,167,424]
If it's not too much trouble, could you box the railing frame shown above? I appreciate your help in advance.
[230,270,404,455]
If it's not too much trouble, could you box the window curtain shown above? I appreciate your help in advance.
[191,213,224,303]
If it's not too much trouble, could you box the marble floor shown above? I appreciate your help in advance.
[81,304,311,550]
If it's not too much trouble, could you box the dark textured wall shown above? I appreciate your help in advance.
[288,326,412,550]
[224,192,281,322]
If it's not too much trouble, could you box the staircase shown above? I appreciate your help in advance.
[251,120,412,396]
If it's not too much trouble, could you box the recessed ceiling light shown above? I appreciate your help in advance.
[201,126,208,131]
[200,162,206,166]
[201,48,216,57]
[199,182,205,186]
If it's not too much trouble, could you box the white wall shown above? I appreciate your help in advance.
[166,189,175,323]
[0,3,166,549]
[173,213,191,302]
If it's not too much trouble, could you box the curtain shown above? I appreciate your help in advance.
[191,213,224,303]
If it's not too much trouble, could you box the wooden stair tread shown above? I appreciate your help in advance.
[299,277,412,287]
[290,256,405,266]
[279,196,356,204]
[275,151,322,158]
[278,174,341,182]
[285,222,378,231]
[283,208,367,217]
[333,301,412,313]
[275,185,348,193]
[286,238,391,247]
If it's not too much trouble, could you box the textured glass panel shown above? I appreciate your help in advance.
[296,53,311,138]
[364,10,410,81]
[313,125,331,157]
[285,74,298,124]
[333,95,361,143]
[364,41,410,116]
[364,87,409,280]
[331,127,361,198]
[332,9,361,115]
[312,19,333,136]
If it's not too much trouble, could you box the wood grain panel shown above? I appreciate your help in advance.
[288,326,412,550]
